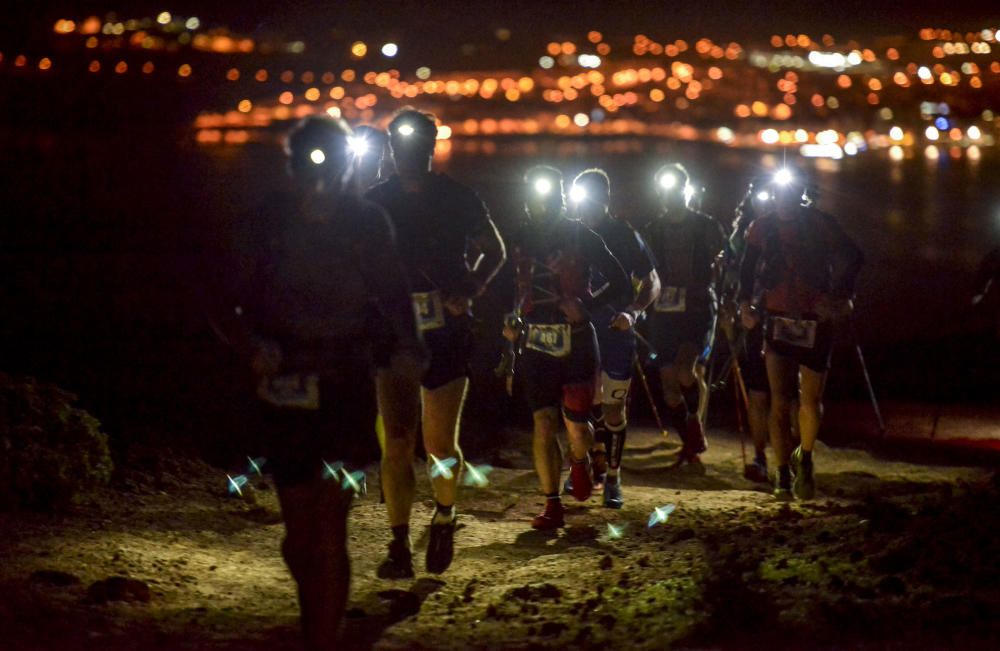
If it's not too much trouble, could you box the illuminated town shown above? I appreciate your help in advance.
[4,11,997,162]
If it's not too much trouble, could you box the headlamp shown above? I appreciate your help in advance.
[396,123,415,137]
[568,184,587,203]
[309,149,326,165]
[756,190,771,202]
[533,178,553,196]
[774,168,794,186]
[347,135,369,157]
[658,173,678,191]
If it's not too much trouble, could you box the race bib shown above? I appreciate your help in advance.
[525,324,572,358]
[257,374,320,410]
[771,316,818,349]
[654,286,687,313]
[412,291,446,332]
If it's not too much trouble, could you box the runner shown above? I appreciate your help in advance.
[724,177,790,483]
[570,169,660,508]
[639,163,729,466]
[213,116,424,649]
[504,165,633,528]
[366,108,506,577]
[738,167,863,500]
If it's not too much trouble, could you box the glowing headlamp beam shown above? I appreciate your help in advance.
[658,173,678,191]
[774,168,794,186]
[396,123,415,137]
[309,149,326,165]
[347,136,369,157]
[756,190,771,202]
[533,178,553,196]
[569,185,587,203]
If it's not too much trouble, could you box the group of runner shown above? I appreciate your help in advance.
[214,110,862,648]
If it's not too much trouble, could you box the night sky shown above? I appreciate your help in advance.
[5,1,999,52]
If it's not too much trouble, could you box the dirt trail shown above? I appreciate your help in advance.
[1,426,996,650]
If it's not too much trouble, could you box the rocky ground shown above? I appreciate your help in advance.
[1,426,997,650]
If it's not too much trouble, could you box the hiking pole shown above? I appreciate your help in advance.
[632,330,670,438]
[849,315,886,437]
[634,358,669,438]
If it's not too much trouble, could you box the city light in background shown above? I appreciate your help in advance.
[2,10,995,164]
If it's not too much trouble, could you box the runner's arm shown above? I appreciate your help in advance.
[467,216,507,296]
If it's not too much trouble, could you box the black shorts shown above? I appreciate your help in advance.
[739,323,768,393]
[253,372,377,488]
[764,314,834,373]
[520,323,599,419]
[647,308,716,367]
[421,314,474,390]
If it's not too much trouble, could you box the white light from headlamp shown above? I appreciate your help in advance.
[569,184,587,203]
[534,178,553,196]
[347,135,369,157]
[756,190,771,202]
[658,173,678,191]
[309,149,326,165]
[774,168,793,186]
[683,184,696,203]
[397,123,415,137]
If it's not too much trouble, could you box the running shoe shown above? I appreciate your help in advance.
[774,467,793,502]
[426,513,457,575]
[531,499,565,530]
[743,460,770,484]
[603,474,623,509]
[790,446,815,500]
[376,537,414,579]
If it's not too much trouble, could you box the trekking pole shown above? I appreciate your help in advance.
[634,359,669,438]
[632,331,670,438]
[849,315,886,438]
[724,328,752,467]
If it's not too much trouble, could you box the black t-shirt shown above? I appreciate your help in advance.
[230,191,418,372]
[365,173,492,295]
[640,209,727,309]
[591,215,655,285]
[512,216,632,324]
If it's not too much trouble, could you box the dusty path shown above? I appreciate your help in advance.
[1,426,996,650]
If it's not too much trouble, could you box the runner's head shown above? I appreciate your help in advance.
[285,115,354,192]
[523,165,564,221]
[767,166,809,217]
[350,124,388,191]
[569,168,611,226]
[654,163,693,213]
[748,176,774,215]
[387,108,437,177]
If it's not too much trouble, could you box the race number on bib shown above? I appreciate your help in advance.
[770,317,818,349]
[257,374,321,410]
[525,324,572,358]
[654,286,687,313]
[411,291,446,332]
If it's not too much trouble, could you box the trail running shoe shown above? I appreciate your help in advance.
[376,537,414,579]
[774,467,793,502]
[426,514,457,575]
[531,499,565,530]
[790,446,815,500]
[743,460,770,484]
[569,456,594,502]
[603,474,623,509]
